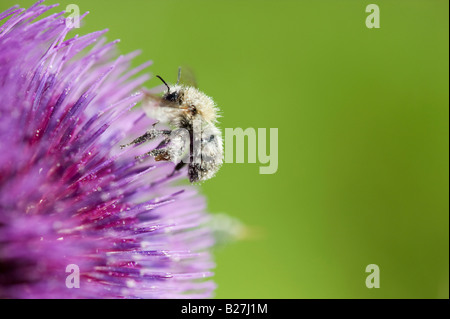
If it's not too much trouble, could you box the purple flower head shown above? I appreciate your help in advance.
[0,1,215,298]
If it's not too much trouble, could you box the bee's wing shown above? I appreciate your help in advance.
[141,91,180,123]
[178,65,198,88]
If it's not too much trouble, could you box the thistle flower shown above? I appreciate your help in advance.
[0,1,215,298]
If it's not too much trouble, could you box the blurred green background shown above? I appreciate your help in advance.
[2,0,448,298]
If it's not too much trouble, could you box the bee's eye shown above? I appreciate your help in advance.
[164,92,178,102]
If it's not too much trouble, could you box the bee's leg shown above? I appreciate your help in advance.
[120,128,171,149]
[135,147,172,162]
[168,156,189,177]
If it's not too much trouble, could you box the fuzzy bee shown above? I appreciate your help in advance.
[121,68,223,183]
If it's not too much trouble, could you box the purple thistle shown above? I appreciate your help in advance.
[0,1,215,298]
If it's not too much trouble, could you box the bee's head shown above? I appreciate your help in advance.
[156,75,181,103]
[163,88,183,104]
[156,71,217,123]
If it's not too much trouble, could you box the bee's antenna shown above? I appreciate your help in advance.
[176,67,182,85]
[156,75,171,93]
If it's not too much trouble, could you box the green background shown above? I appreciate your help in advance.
[2,0,448,298]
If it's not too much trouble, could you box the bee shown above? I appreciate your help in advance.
[121,68,223,183]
